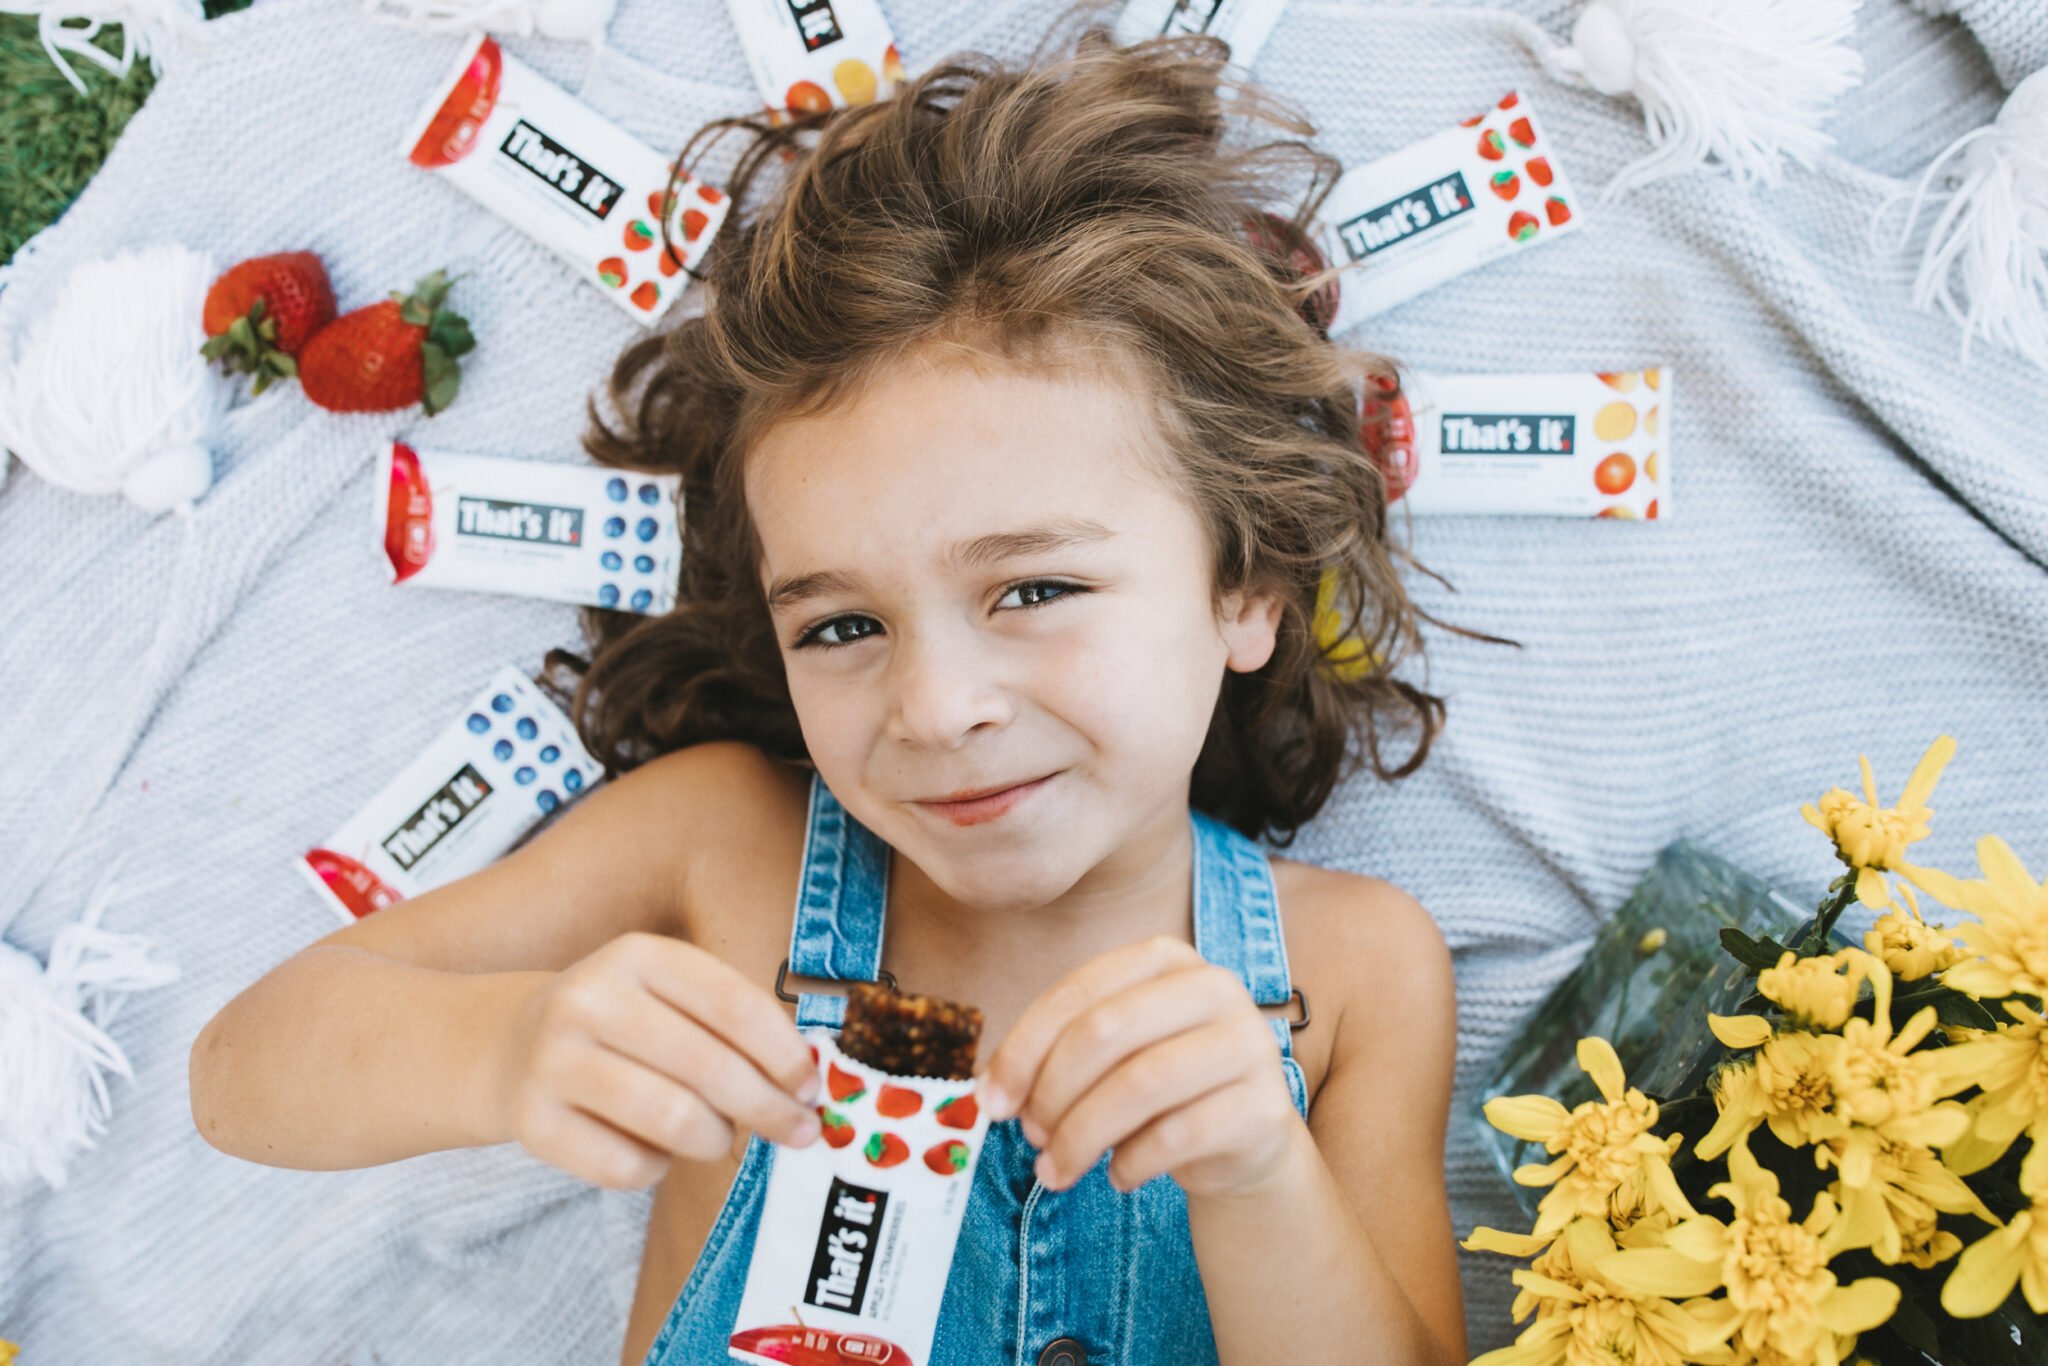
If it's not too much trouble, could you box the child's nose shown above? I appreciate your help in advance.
[884,631,1010,750]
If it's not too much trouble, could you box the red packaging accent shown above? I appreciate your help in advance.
[727,1326,910,1364]
[302,848,403,919]
[407,36,503,169]
[384,440,435,582]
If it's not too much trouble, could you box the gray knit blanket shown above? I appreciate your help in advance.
[2,0,2043,1360]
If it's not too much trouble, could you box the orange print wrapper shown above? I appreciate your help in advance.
[398,32,729,328]
[725,0,903,116]
[729,1031,992,1366]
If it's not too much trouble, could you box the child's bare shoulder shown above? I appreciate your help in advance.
[628,742,813,940]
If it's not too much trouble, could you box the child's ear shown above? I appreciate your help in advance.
[1219,588,1285,674]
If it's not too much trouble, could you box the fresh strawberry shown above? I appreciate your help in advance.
[200,252,336,395]
[299,269,473,416]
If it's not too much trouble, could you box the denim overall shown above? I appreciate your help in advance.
[643,775,1310,1366]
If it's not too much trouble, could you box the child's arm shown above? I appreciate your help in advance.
[977,885,1464,1366]
[189,741,821,1183]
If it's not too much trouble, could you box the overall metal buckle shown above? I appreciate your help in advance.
[775,957,899,1005]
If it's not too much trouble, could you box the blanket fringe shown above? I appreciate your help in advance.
[0,0,205,98]
[0,857,180,1193]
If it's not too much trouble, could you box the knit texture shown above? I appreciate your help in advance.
[0,0,2042,1360]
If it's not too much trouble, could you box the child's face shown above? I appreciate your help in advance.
[747,345,1282,912]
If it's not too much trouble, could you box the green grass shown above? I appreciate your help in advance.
[0,2,249,263]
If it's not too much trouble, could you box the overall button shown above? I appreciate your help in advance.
[1036,1337,1086,1366]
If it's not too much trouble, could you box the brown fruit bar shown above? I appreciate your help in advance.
[839,981,984,1080]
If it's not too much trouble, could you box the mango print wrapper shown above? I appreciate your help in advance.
[729,1024,991,1366]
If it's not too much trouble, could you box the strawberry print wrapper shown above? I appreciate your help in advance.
[729,1031,993,1366]
[399,32,730,327]
[297,665,599,922]
[377,441,681,614]
[1398,367,1672,520]
[1306,91,1581,330]
[1111,0,1289,69]
[726,0,905,114]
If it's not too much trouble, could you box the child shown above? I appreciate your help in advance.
[191,20,1471,1366]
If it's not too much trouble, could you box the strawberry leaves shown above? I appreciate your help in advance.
[393,269,474,417]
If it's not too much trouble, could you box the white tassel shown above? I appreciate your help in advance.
[0,859,180,1192]
[0,243,226,516]
[0,0,204,99]
[361,0,615,46]
[1878,68,2048,374]
[1538,0,1864,199]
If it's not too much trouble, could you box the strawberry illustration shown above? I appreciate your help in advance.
[658,248,684,279]
[696,183,724,206]
[1476,129,1506,161]
[597,257,627,289]
[1506,211,1540,243]
[200,252,336,395]
[1525,156,1554,187]
[1498,92,1520,110]
[631,281,661,312]
[1545,195,1572,226]
[1489,170,1520,201]
[299,269,473,416]
[876,1085,922,1119]
[408,36,503,168]
[682,208,710,243]
[1507,116,1537,149]
[934,1094,979,1130]
[827,1062,865,1104]
[864,1131,909,1168]
[923,1139,969,1175]
[624,219,656,251]
[817,1106,855,1148]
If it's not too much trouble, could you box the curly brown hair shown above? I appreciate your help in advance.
[545,10,1514,845]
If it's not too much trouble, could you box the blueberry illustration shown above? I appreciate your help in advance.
[604,516,625,538]
[537,790,560,813]
[633,554,654,574]
[630,588,652,612]
[606,477,627,502]
[635,517,657,543]
[601,551,622,571]
[638,482,660,505]
[515,766,536,785]
[598,582,620,608]
[466,713,490,734]
[539,744,560,763]
[491,693,514,713]
[493,739,514,761]
[563,769,584,793]
[516,717,538,740]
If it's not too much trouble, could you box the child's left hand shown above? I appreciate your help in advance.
[974,936,1307,1200]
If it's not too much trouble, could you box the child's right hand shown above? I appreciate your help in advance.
[490,931,822,1190]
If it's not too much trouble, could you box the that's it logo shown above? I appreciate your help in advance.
[1439,412,1576,456]
[805,1177,889,1314]
[381,763,492,871]
[786,0,844,50]
[1335,172,1473,260]
[499,120,621,219]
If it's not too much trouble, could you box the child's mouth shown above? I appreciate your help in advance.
[914,773,1057,827]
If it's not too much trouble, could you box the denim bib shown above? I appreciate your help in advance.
[644,775,1309,1366]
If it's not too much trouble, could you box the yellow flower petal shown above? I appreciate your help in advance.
[1944,1220,2029,1318]
[1577,1036,1626,1102]
[1898,735,1956,810]
[1822,1277,1901,1334]
[1601,1247,1725,1299]
[1485,1094,1569,1143]
[1857,865,1890,909]
[1709,1013,1773,1049]
[1463,1225,1555,1258]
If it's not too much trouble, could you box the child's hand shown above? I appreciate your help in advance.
[489,932,822,1190]
[976,936,1306,1201]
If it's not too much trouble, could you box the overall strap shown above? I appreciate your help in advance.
[785,773,891,1029]
[1189,809,1302,1064]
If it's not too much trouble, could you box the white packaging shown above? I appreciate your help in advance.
[1113,0,1289,67]
[299,665,600,922]
[729,1032,992,1366]
[726,0,904,112]
[400,32,731,326]
[1309,91,1582,331]
[378,441,681,614]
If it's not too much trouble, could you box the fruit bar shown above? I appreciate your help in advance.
[729,1029,993,1366]
[400,33,730,326]
[725,0,905,113]
[1396,367,1673,519]
[837,981,984,1080]
[378,441,681,615]
[298,665,599,922]
[1112,0,1290,69]
[1304,91,1581,330]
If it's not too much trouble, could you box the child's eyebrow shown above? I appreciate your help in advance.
[765,517,1115,612]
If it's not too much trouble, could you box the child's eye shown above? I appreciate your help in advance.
[997,579,1085,611]
[793,614,883,650]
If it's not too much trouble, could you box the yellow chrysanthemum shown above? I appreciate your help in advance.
[1484,1037,1688,1238]
[1862,884,1964,982]
[1944,1153,2048,1318]
[1311,565,1380,682]
[1696,1025,1848,1161]
[1932,999,2048,1180]
[1923,834,2048,1003]
[1462,1217,1733,1366]
[1604,1136,1897,1366]
[1816,1127,1991,1268]
[1756,951,1866,1030]
[1825,954,1974,1145]
[0,1339,17,1366]
[1800,735,1956,910]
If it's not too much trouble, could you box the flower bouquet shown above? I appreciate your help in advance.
[1467,737,2046,1365]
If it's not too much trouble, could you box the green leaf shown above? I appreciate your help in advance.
[1720,928,1791,972]
[420,342,459,416]
[428,312,474,358]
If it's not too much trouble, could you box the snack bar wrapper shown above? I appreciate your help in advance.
[1392,368,1673,519]
[1308,91,1581,330]
[378,441,682,614]
[299,665,600,921]
[1113,0,1290,69]
[728,1032,992,1366]
[401,32,731,326]
[726,0,905,112]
